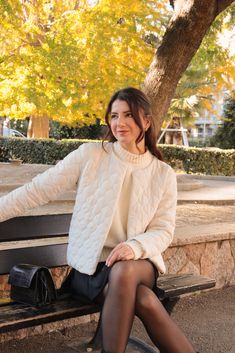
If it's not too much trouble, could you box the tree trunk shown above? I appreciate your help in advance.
[143,0,234,134]
[27,115,49,139]
[0,117,4,136]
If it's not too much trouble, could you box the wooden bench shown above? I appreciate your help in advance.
[0,214,216,352]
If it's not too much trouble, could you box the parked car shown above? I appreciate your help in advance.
[2,127,26,138]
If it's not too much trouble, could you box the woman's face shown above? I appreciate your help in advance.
[110,99,149,154]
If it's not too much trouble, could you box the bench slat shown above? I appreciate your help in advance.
[0,214,72,241]
[0,244,68,275]
[0,300,99,334]
[156,273,216,299]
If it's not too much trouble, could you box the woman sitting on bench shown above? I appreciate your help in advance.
[0,87,196,353]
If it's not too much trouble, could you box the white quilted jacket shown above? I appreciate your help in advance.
[0,142,177,275]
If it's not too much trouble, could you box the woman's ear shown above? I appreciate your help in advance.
[145,119,151,131]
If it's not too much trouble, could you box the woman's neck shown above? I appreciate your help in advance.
[119,141,146,155]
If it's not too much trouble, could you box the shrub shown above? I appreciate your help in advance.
[0,137,234,176]
[0,137,89,164]
[160,144,235,176]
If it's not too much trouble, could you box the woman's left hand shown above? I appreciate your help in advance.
[106,243,135,267]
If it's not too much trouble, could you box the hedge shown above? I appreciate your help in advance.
[159,144,235,176]
[0,137,89,164]
[0,137,234,176]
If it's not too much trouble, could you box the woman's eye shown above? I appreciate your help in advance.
[110,113,133,119]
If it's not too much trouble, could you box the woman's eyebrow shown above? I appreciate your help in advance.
[111,110,131,114]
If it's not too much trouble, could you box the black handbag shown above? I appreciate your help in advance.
[8,264,57,306]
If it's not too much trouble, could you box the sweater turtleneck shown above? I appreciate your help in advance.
[99,142,153,262]
[113,142,153,167]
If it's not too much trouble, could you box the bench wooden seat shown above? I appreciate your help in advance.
[0,299,99,334]
[155,273,216,300]
[0,214,216,352]
[0,273,215,335]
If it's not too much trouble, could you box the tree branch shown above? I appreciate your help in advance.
[144,0,234,133]
[74,1,80,10]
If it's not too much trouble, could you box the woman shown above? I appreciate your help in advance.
[0,87,196,353]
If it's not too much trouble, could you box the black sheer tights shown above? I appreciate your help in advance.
[95,260,196,353]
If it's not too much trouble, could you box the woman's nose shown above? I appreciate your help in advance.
[116,115,126,125]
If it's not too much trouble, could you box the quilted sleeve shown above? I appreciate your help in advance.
[0,147,83,222]
[126,167,177,259]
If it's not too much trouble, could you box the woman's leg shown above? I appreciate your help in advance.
[96,259,196,353]
[135,285,196,353]
[100,260,155,353]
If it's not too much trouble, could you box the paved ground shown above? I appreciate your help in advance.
[0,286,234,353]
[1,164,235,204]
[178,177,235,203]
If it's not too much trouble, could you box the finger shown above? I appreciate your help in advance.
[105,243,124,265]
[106,245,128,266]
[106,243,134,266]
[105,248,119,265]
[106,251,120,267]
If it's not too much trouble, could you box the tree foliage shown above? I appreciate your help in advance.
[0,0,168,126]
[0,0,234,137]
[210,95,235,149]
[166,4,235,125]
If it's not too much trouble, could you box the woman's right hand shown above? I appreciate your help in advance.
[105,243,135,267]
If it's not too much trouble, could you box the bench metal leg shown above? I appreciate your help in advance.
[162,297,180,315]
[86,313,103,351]
[68,314,102,352]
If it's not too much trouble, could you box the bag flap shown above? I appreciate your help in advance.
[8,264,46,288]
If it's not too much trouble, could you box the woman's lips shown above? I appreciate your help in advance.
[117,130,129,134]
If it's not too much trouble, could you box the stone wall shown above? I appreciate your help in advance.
[163,238,235,289]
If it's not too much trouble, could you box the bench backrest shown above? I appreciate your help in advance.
[0,214,72,275]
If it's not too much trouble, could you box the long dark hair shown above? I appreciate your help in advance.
[102,87,163,161]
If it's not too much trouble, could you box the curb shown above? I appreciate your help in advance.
[177,174,235,182]
[178,200,235,205]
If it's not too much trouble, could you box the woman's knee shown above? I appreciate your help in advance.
[109,260,136,288]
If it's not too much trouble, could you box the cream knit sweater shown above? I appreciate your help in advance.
[0,142,177,275]
[100,142,154,261]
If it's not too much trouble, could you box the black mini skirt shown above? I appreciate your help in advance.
[67,262,111,304]
[59,260,158,305]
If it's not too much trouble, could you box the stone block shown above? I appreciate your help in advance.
[166,247,188,274]
[163,247,177,261]
[216,240,234,288]
[230,239,235,260]
[0,274,7,285]
[200,242,218,279]
[201,240,235,288]
[51,266,70,288]
[179,261,200,275]
[184,243,206,267]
